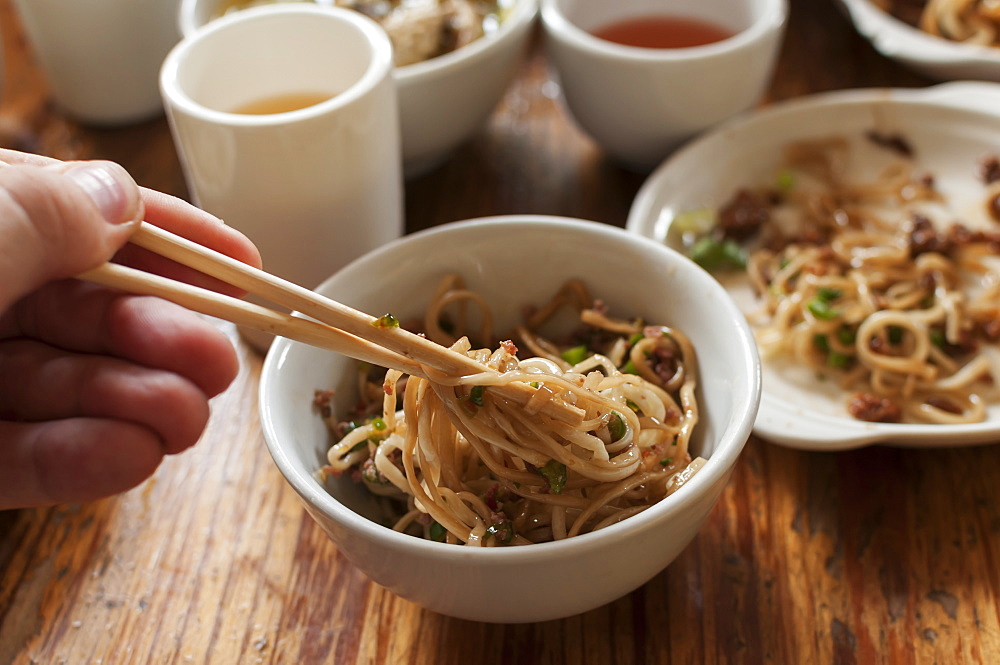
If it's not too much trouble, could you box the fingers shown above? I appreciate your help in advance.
[2,282,240,398]
[0,339,211,452]
[0,148,59,167]
[0,148,262,298]
[113,188,263,297]
[0,150,257,509]
[0,161,144,311]
[0,418,168,509]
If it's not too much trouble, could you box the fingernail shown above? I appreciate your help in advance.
[64,162,141,225]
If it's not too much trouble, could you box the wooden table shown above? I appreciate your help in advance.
[2,1,998,663]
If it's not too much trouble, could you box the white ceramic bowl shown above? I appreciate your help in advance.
[627,82,1000,450]
[259,216,761,623]
[179,0,537,178]
[540,0,788,172]
[838,0,1000,82]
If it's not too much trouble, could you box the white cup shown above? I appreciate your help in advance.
[12,0,181,125]
[160,5,404,350]
[541,0,788,172]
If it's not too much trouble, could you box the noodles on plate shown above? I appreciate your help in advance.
[315,276,705,546]
[677,135,1000,424]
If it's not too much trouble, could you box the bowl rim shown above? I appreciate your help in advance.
[539,0,788,62]
[178,0,540,81]
[259,215,761,561]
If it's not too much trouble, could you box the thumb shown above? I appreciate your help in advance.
[0,160,144,311]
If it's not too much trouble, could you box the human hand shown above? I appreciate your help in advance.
[0,149,262,509]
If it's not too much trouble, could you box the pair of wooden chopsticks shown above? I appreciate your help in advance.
[78,222,584,425]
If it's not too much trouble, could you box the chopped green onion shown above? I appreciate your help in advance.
[827,352,850,368]
[372,313,399,329]
[689,236,748,271]
[628,332,644,345]
[625,399,641,412]
[775,168,796,191]
[485,521,515,544]
[538,460,567,494]
[659,457,674,466]
[608,411,627,441]
[813,334,830,353]
[837,326,857,346]
[561,345,589,365]
[469,385,486,406]
[367,417,388,443]
[816,287,842,302]
[429,521,447,542]
[930,329,946,348]
[622,360,639,375]
[806,298,839,320]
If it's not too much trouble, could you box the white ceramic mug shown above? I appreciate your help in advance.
[13,0,181,125]
[541,0,788,172]
[160,5,404,350]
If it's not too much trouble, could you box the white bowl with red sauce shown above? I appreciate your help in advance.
[258,216,761,622]
[540,0,788,172]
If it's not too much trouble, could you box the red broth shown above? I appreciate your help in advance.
[592,15,733,49]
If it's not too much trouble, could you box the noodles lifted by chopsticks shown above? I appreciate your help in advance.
[682,135,1000,424]
[874,0,1000,47]
[315,276,705,546]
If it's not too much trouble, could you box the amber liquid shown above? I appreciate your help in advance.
[591,15,733,49]
[232,92,333,115]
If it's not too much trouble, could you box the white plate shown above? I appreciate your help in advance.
[626,82,1000,450]
[837,0,1000,82]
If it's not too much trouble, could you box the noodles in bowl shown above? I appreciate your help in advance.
[258,216,760,622]
[316,275,704,546]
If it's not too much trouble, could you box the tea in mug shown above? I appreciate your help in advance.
[232,91,333,115]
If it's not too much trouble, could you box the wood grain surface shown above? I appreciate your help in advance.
[1,0,999,663]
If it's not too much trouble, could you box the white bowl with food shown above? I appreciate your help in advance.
[179,0,537,177]
[258,216,760,622]
[838,0,1000,81]
[627,82,1000,451]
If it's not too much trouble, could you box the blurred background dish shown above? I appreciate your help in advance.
[838,0,1000,81]
[627,82,1000,451]
[179,0,537,178]
[199,0,515,67]
[540,0,788,172]
[12,0,181,125]
[259,216,760,622]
